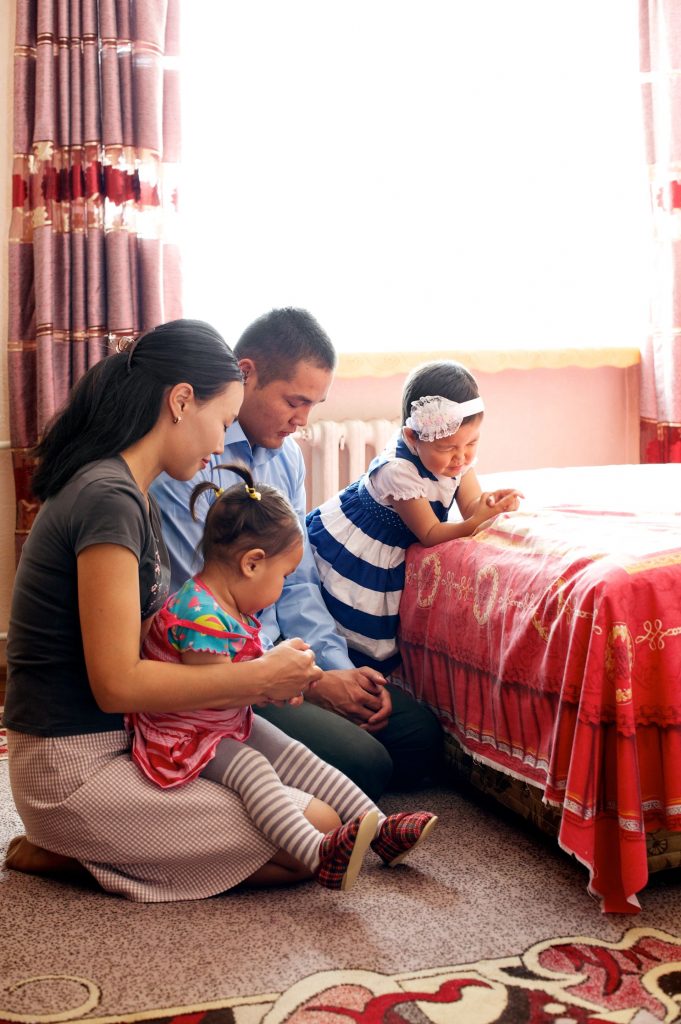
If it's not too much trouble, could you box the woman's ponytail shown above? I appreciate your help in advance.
[31,320,242,500]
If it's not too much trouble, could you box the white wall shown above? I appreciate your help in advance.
[311,362,640,472]
[297,361,640,510]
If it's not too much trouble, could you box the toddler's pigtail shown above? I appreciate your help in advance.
[214,463,256,491]
[193,463,302,568]
[190,480,225,522]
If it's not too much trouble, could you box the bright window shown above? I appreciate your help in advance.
[180,0,651,354]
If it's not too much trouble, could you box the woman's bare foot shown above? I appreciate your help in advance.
[5,835,94,883]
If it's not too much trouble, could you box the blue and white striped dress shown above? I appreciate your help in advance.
[306,432,464,673]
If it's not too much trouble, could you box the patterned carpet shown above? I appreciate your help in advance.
[2,927,681,1022]
[4,750,681,1024]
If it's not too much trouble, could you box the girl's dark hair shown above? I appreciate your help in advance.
[401,360,481,425]
[190,463,303,566]
[32,320,242,500]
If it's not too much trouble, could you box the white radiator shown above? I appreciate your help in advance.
[296,418,400,511]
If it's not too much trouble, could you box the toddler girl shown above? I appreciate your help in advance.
[126,464,437,892]
[306,360,522,673]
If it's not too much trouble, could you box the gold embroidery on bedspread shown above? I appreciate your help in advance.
[473,565,499,625]
[529,578,558,642]
[471,526,604,561]
[605,623,635,694]
[405,558,680,665]
[407,562,606,641]
[531,576,602,643]
[471,511,681,573]
[635,618,681,650]
[622,551,681,575]
[407,561,477,608]
[414,553,442,607]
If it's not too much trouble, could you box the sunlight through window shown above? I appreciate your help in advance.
[180,0,651,355]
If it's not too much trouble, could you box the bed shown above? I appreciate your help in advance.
[396,463,681,912]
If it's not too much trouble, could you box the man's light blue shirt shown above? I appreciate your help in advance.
[149,422,353,673]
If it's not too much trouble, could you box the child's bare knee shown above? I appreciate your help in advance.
[304,797,341,834]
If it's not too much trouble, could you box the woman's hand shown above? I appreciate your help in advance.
[258,638,323,703]
[78,545,321,715]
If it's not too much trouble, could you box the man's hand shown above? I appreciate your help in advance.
[306,667,392,732]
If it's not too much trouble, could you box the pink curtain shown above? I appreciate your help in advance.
[639,1,681,463]
[8,0,182,558]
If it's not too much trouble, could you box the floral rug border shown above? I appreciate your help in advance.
[2,927,680,1024]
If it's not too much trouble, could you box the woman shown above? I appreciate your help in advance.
[3,320,325,901]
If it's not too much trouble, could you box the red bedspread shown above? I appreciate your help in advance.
[399,506,681,912]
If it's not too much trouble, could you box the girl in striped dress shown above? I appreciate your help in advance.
[306,361,523,674]
[127,463,438,892]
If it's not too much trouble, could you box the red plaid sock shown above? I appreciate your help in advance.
[371,811,438,867]
[316,810,379,891]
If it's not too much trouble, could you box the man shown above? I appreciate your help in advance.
[150,308,442,801]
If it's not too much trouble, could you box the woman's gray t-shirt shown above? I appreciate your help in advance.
[4,456,170,736]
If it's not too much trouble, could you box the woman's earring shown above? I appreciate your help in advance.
[173,414,182,424]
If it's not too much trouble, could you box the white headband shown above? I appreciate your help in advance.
[405,395,485,441]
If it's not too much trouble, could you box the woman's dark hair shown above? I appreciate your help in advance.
[32,320,242,500]
[401,360,481,425]
[234,307,336,386]
[190,463,303,567]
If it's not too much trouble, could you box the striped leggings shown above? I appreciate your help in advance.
[201,716,385,872]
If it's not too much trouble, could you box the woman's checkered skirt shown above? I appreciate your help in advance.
[7,728,310,902]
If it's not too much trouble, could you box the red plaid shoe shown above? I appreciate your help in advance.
[316,810,379,891]
[371,812,438,867]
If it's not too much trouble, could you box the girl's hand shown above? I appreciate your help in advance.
[466,489,523,530]
[467,492,500,528]
[484,488,524,512]
[260,694,306,708]
[259,638,323,703]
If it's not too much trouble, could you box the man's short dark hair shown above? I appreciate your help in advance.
[233,308,337,386]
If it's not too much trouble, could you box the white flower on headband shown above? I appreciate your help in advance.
[405,395,485,441]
